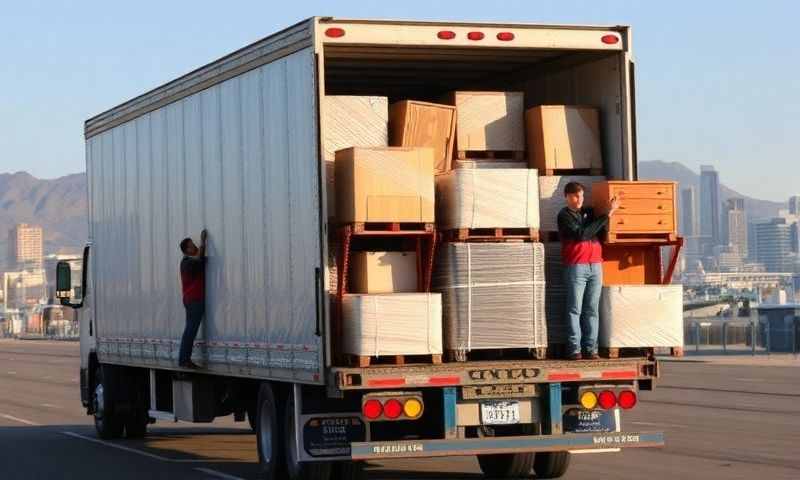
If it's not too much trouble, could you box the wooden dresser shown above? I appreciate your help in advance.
[591,181,677,243]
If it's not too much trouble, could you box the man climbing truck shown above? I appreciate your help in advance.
[56,18,664,479]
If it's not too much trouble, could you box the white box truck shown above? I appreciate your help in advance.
[58,17,663,479]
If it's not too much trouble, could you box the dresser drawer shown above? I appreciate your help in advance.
[610,214,674,233]
[616,198,674,215]
[610,183,673,200]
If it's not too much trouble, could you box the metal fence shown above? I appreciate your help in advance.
[685,316,800,355]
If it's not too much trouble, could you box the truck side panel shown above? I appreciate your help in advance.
[87,47,325,383]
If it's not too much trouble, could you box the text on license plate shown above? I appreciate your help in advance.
[480,401,520,425]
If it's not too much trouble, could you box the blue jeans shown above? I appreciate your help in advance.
[564,263,603,355]
[179,301,205,365]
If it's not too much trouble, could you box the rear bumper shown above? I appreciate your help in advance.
[350,431,663,460]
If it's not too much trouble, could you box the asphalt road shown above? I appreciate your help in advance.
[0,340,798,480]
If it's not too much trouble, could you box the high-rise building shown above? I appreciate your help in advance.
[680,187,698,236]
[725,198,748,257]
[753,218,795,272]
[789,195,800,216]
[8,224,43,270]
[699,165,721,248]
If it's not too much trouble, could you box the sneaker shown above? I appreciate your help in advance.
[584,352,600,360]
[567,352,582,361]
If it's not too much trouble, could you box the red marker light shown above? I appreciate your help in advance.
[437,30,456,40]
[598,390,617,409]
[618,390,637,409]
[325,28,345,38]
[383,399,403,419]
[601,34,619,45]
[467,31,485,41]
[362,399,382,419]
[496,32,515,41]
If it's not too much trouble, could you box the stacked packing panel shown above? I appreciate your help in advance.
[599,285,683,348]
[433,243,547,356]
[543,242,568,346]
[341,293,443,357]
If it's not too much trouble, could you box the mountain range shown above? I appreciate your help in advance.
[0,161,787,262]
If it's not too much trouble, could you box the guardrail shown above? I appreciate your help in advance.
[685,316,799,355]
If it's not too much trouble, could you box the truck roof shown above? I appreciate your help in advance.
[85,17,630,139]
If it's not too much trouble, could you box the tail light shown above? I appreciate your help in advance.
[325,28,346,38]
[601,34,619,45]
[579,391,598,410]
[383,399,403,419]
[362,399,382,419]
[618,390,637,409]
[437,30,456,40]
[598,390,617,409]
[496,32,515,41]
[467,31,485,41]
[362,394,424,421]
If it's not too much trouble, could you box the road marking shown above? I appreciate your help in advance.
[6,371,17,375]
[630,421,688,429]
[62,431,219,463]
[1,413,41,426]
[194,467,246,480]
[40,403,60,409]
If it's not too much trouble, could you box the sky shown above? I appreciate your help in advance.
[0,0,797,202]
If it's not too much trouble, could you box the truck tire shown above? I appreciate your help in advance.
[93,365,124,439]
[477,452,535,478]
[284,390,332,480]
[124,409,149,438]
[534,452,571,479]
[256,383,283,480]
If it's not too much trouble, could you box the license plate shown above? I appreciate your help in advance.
[480,401,520,425]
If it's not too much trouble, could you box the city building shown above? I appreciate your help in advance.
[699,165,721,250]
[680,187,698,236]
[753,218,797,273]
[725,197,748,257]
[8,224,43,270]
[789,195,800,216]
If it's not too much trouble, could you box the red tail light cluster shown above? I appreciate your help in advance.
[467,31,485,41]
[583,389,637,410]
[601,34,620,45]
[324,27,345,38]
[437,30,456,40]
[362,395,424,421]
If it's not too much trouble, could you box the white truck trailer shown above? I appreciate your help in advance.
[58,17,663,479]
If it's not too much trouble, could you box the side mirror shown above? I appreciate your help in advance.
[56,261,72,304]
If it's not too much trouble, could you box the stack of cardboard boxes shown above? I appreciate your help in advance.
[326,91,682,365]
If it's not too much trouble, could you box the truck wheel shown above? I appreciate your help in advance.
[93,365,124,439]
[534,452,571,478]
[477,452,535,478]
[256,383,283,479]
[284,391,332,480]
[125,409,149,438]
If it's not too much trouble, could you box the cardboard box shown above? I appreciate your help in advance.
[341,293,443,357]
[323,96,389,217]
[526,105,603,172]
[436,166,540,230]
[600,285,683,348]
[389,100,456,174]
[350,251,418,294]
[335,147,435,223]
[443,91,525,153]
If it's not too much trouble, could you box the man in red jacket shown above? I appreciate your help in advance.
[178,229,207,369]
[557,183,619,360]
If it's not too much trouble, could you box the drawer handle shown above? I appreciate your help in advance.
[657,205,664,210]
[617,219,625,225]
[657,220,663,225]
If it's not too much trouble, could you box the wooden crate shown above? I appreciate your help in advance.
[526,105,603,173]
[443,91,525,153]
[441,227,539,243]
[389,100,456,174]
[591,181,678,243]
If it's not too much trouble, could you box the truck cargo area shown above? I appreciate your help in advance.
[323,44,632,179]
